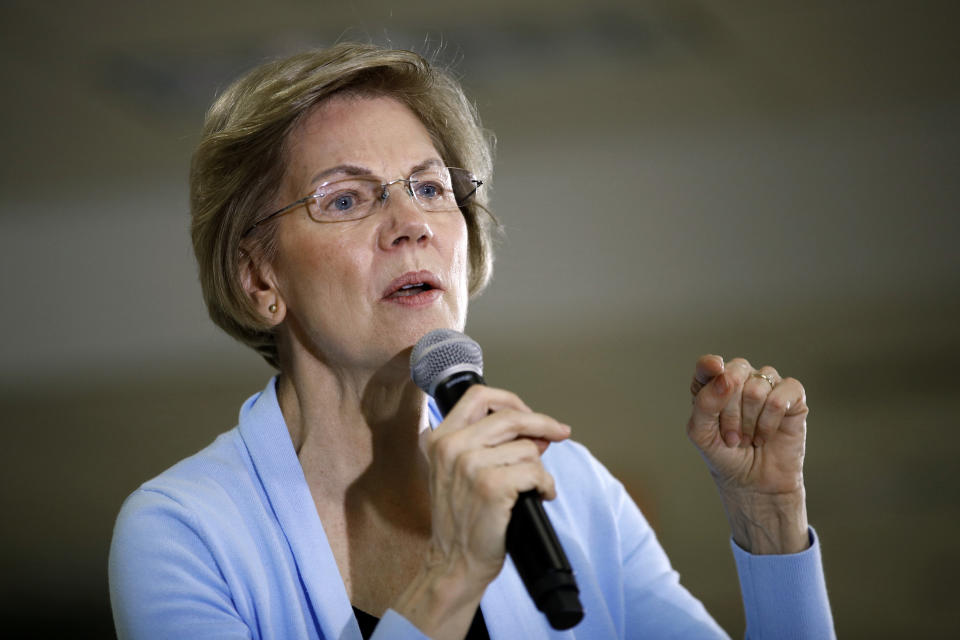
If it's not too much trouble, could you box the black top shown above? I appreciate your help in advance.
[353,606,491,639]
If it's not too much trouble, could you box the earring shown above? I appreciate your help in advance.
[268,303,278,314]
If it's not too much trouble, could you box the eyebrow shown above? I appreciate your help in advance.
[308,164,371,185]
[308,158,444,186]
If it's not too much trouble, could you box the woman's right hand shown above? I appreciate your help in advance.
[394,384,571,638]
[425,385,571,582]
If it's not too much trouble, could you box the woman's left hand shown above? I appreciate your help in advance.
[687,355,810,554]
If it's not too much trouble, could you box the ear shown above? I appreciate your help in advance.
[240,250,286,327]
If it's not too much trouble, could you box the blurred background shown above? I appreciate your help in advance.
[2,0,958,637]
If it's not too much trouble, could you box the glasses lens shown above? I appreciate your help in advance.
[407,168,455,212]
[303,169,481,222]
[305,177,381,223]
[410,168,481,211]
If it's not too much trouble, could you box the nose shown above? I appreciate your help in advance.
[377,182,435,250]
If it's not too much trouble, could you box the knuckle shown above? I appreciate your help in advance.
[542,470,556,493]
[504,389,524,405]
[519,438,540,460]
[767,395,789,412]
[783,377,804,392]
[473,384,522,404]
[453,449,478,477]
[755,415,776,433]
[526,411,553,430]
[461,384,487,403]
[505,410,545,436]
[499,408,523,423]
[745,384,768,402]
[430,434,457,463]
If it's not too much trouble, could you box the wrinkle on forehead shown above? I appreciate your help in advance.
[279,94,442,203]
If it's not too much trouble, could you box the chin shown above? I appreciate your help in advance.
[392,315,465,353]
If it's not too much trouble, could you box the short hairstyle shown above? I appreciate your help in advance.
[190,43,497,369]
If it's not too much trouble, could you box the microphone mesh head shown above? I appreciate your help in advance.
[410,329,484,395]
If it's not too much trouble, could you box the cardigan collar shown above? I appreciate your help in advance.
[238,376,361,640]
[236,376,556,639]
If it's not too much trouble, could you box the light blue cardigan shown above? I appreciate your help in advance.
[109,377,834,639]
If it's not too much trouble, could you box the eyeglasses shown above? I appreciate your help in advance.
[241,166,482,238]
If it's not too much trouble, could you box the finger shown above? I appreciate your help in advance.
[690,354,725,396]
[457,409,571,449]
[475,462,558,503]
[429,409,570,470]
[439,385,531,432]
[454,438,543,484]
[688,369,737,446]
[756,377,808,441]
[741,366,780,443]
[718,358,753,446]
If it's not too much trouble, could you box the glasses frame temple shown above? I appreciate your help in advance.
[241,195,316,238]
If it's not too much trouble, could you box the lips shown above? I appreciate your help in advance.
[381,270,443,300]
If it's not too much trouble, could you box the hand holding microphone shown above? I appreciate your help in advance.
[411,329,584,630]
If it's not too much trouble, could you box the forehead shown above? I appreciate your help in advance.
[284,94,439,183]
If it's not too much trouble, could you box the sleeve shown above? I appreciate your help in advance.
[597,450,834,638]
[732,529,836,640]
[371,610,431,640]
[108,489,253,640]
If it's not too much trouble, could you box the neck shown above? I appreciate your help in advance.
[276,346,432,503]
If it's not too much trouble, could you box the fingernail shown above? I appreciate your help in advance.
[561,424,572,435]
[723,431,740,448]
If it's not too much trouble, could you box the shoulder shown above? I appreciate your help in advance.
[108,429,269,621]
[111,427,261,556]
[132,428,251,508]
[109,429,269,637]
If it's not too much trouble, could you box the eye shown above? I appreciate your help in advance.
[317,190,361,216]
[314,182,374,219]
[332,194,356,211]
[414,181,445,200]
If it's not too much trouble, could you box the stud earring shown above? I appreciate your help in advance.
[268,303,278,313]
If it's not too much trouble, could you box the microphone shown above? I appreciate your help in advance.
[411,329,584,630]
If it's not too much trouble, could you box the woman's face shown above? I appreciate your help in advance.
[257,94,471,372]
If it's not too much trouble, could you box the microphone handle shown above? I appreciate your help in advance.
[432,372,584,630]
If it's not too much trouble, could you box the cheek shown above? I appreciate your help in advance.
[275,229,371,307]
[459,220,472,273]
[450,219,471,300]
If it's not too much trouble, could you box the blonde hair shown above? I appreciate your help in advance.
[190,43,497,368]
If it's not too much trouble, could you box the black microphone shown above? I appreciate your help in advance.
[410,329,584,630]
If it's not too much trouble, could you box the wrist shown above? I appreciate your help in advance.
[391,547,489,640]
[720,487,809,555]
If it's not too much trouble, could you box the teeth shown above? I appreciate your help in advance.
[401,283,421,290]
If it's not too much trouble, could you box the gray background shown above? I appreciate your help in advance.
[2,1,958,637]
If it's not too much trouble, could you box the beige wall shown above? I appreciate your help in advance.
[2,2,958,636]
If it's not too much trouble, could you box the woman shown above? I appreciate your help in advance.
[109,43,834,639]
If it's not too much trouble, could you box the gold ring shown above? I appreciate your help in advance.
[751,371,776,389]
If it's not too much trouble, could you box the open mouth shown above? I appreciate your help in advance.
[393,282,435,297]
[383,270,443,300]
